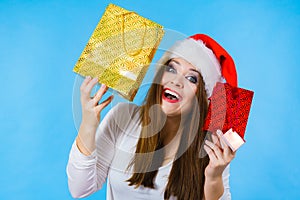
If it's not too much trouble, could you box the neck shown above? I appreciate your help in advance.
[159,116,185,165]
[161,116,181,144]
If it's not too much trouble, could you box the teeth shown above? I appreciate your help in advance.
[165,89,179,99]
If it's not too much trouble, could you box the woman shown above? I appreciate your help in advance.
[67,34,237,200]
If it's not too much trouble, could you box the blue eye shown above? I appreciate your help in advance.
[166,65,176,73]
[186,76,198,84]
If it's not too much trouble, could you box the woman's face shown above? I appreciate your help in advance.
[160,58,200,117]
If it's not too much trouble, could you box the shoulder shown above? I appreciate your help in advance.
[113,102,140,111]
[96,103,141,143]
[108,102,140,117]
[102,102,141,129]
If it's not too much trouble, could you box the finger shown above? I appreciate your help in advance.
[203,144,217,163]
[205,140,223,159]
[216,130,225,149]
[216,130,233,157]
[84,77,99,97]
[80,76,93,101]
[95,95,114,113]
[82,76,92,87]
[211,133,221,149]
[93,84,109,105]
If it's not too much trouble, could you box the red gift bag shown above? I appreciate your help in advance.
[203,82,254,151]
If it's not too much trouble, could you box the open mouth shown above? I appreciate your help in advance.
[162,88,182,103]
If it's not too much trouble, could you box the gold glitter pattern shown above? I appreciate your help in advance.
[73,4,164,101]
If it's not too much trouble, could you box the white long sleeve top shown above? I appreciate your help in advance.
[66,102,231,199]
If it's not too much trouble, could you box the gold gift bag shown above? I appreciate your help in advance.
[73,3,164,101]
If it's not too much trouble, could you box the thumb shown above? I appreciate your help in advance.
[95,95,114,114]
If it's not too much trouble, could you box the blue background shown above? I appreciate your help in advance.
[1,0,299,199]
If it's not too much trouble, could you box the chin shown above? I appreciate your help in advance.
[161,104,190,118]
[161,105,179,116]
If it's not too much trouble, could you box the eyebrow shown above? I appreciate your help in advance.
[170,60,200,75]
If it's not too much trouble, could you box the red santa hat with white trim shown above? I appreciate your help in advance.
[157,34,238,98]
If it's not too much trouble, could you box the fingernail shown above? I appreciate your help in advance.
[216,130,222,135]
[87,76,91,80]
[101,84,106,89]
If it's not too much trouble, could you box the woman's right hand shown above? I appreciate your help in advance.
[76,76,113,155]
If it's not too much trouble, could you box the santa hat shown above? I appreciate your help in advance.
[157,34,238,97]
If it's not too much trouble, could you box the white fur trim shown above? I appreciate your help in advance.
[157,38,222,97]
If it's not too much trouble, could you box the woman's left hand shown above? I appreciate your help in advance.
[203,130,236,179]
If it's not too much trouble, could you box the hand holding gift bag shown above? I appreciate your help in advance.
[203,82,254,151]
[73,4,164,101]
[196,34,254,152]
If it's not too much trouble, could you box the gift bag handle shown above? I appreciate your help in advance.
[118,12,147,56]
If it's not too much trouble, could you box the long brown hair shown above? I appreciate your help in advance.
[127,61,210,199]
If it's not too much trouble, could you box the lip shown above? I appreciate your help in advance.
[162,88,182,103]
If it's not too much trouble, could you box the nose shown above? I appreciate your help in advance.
[170,75,184,88]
